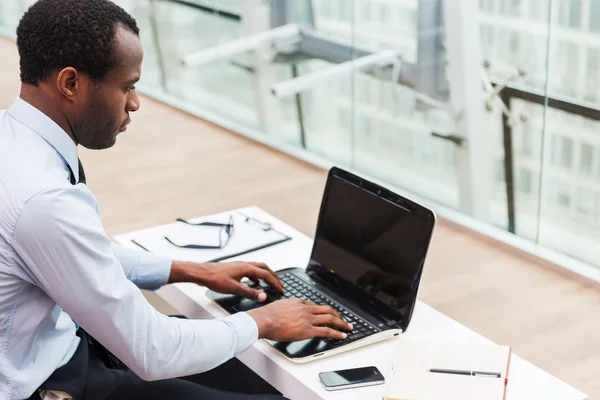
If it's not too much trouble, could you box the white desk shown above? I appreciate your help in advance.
[115,207,588,400]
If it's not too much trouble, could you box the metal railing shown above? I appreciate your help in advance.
[496,81,600,233]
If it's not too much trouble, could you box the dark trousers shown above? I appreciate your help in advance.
[29,329,288,400]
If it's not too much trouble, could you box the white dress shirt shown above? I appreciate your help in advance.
[0,98,258,400]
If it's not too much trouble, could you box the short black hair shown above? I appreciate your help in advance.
[16,0,140,86]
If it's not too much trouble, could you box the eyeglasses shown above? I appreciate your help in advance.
[165,215,234,249]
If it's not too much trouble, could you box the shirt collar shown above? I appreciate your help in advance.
[7,97,79,183]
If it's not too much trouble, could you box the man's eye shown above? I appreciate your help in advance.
[126,86,136,92]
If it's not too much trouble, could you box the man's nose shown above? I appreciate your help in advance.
[127,91,140,112]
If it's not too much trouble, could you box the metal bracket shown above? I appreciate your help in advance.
[271,50,399,98]
[181,24,301,67]
[481,67,525,127]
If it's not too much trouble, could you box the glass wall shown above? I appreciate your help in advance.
[1,0,599,270]
[479,0,600,266]
[541,0,600,266]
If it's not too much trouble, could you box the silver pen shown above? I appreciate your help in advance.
[429,368,501,378]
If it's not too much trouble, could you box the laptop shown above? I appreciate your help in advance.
[207,167,436,363]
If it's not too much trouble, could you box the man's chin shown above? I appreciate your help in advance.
[80,135,118,150]
[105,134,119,149]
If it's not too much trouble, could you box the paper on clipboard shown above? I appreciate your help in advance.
[131,212,291,263]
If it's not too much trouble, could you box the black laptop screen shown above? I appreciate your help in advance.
[309,172,434,328]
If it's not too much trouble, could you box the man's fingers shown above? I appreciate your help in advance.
[312,314,353,331]
[249,277,260,285]
[248,267,284,293]
[250,262,278,276]
[312,326,348,340]
[310,305,344,321]
[249,262,284,292]
[235,284,266,302]
[306,304,351,330]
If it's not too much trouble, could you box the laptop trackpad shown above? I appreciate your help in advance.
[266,337,330,359]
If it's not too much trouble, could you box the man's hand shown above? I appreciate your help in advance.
[247,299,353,342]
[169,261,284,302]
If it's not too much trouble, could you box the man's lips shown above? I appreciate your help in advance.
[119,119,131,132]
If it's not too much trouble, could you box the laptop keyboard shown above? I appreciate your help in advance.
[261,273,380,346]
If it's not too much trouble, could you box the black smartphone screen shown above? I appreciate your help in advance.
[319,366,383,388]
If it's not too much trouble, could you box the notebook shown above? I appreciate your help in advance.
[383,339,511,400]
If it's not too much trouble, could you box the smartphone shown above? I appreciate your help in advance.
[318,366,385,391]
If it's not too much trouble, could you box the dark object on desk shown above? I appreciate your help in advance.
[207,167,436,363]
[430,368,501,378]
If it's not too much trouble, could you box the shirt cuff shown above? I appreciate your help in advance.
[220,312,259,355]
[135,251,173,290]
[111,243,173,290]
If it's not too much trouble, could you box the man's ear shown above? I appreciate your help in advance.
[56,67,80,101]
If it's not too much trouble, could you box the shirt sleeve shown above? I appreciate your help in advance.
[111,242,172,290]
[12,187,258,381]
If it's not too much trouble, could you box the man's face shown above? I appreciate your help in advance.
[72,25,143,150]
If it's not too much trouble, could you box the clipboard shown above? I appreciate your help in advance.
[130,212,292,263]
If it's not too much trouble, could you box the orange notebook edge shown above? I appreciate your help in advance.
[502,346,513,400]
